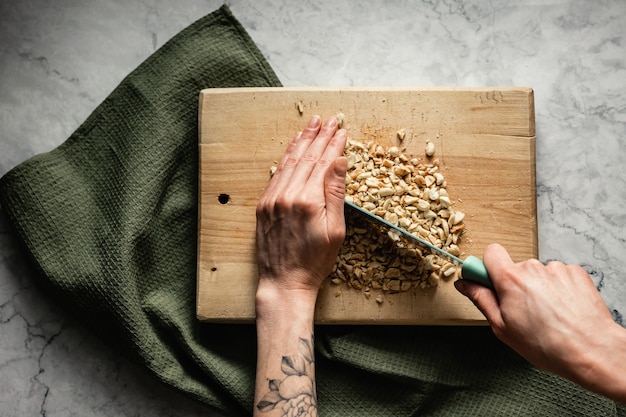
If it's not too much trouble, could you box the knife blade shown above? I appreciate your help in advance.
[344,200,492,289]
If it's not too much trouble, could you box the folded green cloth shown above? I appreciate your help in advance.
[1,5,624,416]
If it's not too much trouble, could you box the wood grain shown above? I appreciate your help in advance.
[197,87,536,325]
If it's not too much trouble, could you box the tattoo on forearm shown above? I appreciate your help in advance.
[257,335,317,416]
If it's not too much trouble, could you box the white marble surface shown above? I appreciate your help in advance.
[1,0,625,415]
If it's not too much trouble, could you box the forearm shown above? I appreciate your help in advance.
[253,282,318,416]
[573,321,626,403]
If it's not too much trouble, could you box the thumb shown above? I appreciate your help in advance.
[483,243,515,293]
[324,157,347,241]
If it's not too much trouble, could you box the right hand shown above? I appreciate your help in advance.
[454,244,622,388]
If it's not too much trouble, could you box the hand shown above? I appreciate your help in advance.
[455,244,626,401]
[256,115,347,295]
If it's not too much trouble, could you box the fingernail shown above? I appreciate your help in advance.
[324,117,337,128]
[308,115,321,128]
[454,279,466,293]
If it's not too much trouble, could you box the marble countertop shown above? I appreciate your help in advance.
[1,0,625,415]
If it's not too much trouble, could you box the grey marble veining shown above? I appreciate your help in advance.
[1,0,625,415]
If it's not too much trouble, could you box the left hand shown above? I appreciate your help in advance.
[255,115,348,294]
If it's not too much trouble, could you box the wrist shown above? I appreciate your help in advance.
[575,322,626,402]
[255,279,319,321]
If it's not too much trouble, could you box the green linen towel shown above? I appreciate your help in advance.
[1,5,624,416]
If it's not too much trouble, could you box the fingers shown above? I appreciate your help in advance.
[305,127,347,196]
[266,116,345,202]
[266,116,322,195]
[285,117,341,190]
[454,243,514,328]
[281,115,323,171]
[454,279,504,328]
[262,131,304,199]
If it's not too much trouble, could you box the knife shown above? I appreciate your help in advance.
[344,200,493,289]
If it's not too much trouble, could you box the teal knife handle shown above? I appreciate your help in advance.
[461,256,493,289]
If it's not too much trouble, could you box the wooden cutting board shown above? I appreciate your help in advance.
[197,87,536,325]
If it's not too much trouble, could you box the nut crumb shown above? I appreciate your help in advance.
[375,295,384,304]
[397,128,406,140]
[336,112,345,128]
[296,101,304,115]
[425,141,435,157]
